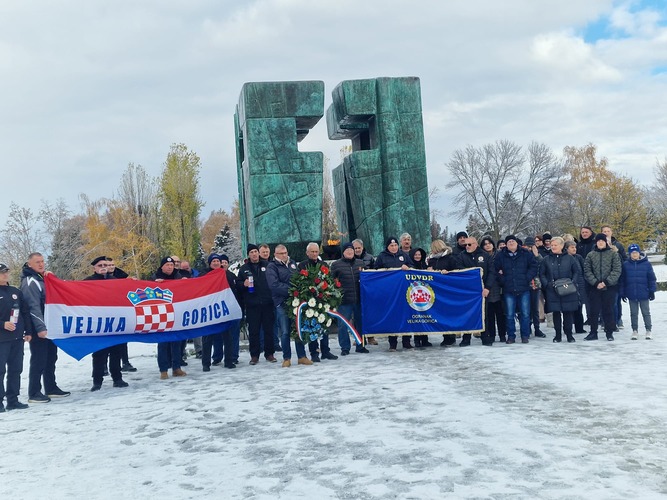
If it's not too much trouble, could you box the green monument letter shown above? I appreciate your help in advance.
[235,81,325,255]
[326,77,430,256]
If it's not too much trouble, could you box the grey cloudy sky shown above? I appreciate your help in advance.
[1,0,665,235]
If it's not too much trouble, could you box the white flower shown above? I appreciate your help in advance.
[308,298,316,307]
[292,298,300,307]
[293,307,298,316]
[318,314,326,323]
[324,304,330,312]
[306,308,314,318]
[326,319,332,327]
[318,302,323,309]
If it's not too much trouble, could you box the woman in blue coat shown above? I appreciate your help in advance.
[620,244,656,339]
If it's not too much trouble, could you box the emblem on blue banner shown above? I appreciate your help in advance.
[406,281,435,312]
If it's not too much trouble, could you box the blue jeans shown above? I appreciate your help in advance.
[275,305,306,360]
[503,291,531,339]
[337,303,361,351]
[157,341,182,371]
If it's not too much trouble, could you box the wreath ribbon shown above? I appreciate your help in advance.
[295,301,363,346]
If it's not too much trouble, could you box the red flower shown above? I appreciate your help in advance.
[293,290,299,297]
[335,279,341,288]
[321,281,328,290]
[318,293,323,298]
[300,269,309,276]
[314,278,321,284]
[321,266,329,275]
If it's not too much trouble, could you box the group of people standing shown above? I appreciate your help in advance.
[0,225,658,411]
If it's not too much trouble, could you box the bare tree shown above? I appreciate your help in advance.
[446,140,563,241]
[0,202,45,283]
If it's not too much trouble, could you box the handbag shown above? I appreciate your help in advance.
[553,278,577,296]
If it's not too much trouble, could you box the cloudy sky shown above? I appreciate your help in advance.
[1,0,665,234]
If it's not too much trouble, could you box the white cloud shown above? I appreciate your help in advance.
[0,0,665,239]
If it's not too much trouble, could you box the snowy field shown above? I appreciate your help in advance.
[2,269,667,499]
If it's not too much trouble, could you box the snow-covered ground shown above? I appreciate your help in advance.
[2,286,667,499]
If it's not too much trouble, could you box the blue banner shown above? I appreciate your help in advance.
[360,268,484,335]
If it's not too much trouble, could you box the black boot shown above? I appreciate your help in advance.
[402,336,414,349]
[566,333,575,343]
[414,337,422,347]
[459,334,471,347]
[584,333,598,341]
[553,333,562,343]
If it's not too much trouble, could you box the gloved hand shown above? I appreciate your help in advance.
[649,292,655,301]
[621,297,627,303]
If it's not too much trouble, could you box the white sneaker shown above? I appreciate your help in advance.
[631,331,638,340]
[646,332,652,340]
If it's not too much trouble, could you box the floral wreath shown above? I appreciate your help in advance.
[287,263,343,342]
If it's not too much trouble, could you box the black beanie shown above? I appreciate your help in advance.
[385,236,399,250]
[595,233,608,243]
[160,256,175,267]
[342,242,354,253]
[505,235,518,244]
[542,232,552,241]
[247,243,259,255]
[456,231,468,240]
[208,254,221,265]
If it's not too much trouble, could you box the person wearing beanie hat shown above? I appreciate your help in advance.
[524,236,536,247]
[494,232,539,344]
[374,236,414,351]
[0,261,33,410]
[453,231,469,255]
[236,242,277,365]
[620,243,656,339]
[341,242,354,253]
[583,232,622,341]
[331,243,370,355]
[208,253,222,265]
[152,257,186,379]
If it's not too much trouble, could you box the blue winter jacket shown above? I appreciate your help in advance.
[619,253,657,301]
[494,247,539,294]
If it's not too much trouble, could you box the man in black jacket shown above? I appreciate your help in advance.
[266,244,312,367]
[0,262,32,411]
[21,252,71,403]
[84,256,129,391]
[236,244,276,365]
[457,237,496,346]
[331,243,369,355]
[297,243,338,362]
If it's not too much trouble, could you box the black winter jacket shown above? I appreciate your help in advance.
[0,284,33,341]
[539,253,581,312]
[374,250,413,269]
[20,264,47,334]
[236,260,273,306]
[331,257,364,304]
[457,248,496,291]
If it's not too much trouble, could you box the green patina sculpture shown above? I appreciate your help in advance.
[327,77,431,256]
[234,81,325,256]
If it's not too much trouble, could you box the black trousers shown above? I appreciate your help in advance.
[120,343,129,364]
[202,330,233,367]
[246,303,275,358]
[530,289,542,334]
[92,344,123,385]
[0,339,24,404]
[552,311,574,337]
[485,300,506,341]
[573,305,585,332]
[588,286,617,335]
[28,336,59,397]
